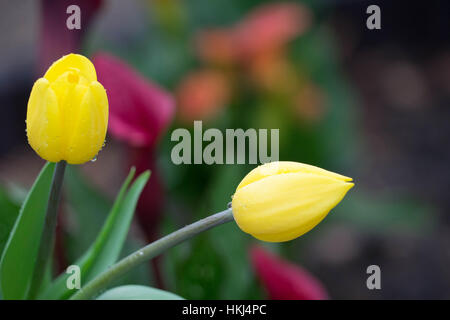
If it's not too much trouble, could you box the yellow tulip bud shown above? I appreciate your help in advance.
[26,54,108,164]
[231,161,354,242]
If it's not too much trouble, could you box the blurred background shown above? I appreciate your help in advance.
[0,0,449,299]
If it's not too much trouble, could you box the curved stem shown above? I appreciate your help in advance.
[28,161,66,299]
[71,208,234,300]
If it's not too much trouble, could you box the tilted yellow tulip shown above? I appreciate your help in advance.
[26,54,108,164]
[231,161,354,242]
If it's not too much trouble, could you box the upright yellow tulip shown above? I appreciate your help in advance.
[26,54,108,164]
[232,161,354,242]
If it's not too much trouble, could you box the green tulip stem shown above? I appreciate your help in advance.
[28,161,67,299]
[71,208,234,300]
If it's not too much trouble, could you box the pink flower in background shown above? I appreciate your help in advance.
[93,53,175,288]
[250,245,328,300]
[92,53,174,227]
[40,0,103,74]
[93,53,174,148]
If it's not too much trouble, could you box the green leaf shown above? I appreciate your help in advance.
[96,285,183,300]
[0,162,55,300]
[40,169,150,299]
[0,187,21,257]
[63,167,149,286]
[85,170,150,280]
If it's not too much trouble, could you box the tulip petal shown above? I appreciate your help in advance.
[44,53,97,82]
[236,161,352,190]
[27,79,64,162]
[64,87,106,164]
[27,78,50,128]
[89,81,109,130]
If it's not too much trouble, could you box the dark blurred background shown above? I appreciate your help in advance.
[0,0,449,299]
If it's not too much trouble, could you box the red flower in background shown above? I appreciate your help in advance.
[250,245,328,300]
[93,53,175,288]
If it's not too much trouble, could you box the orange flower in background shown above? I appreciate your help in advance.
[195,29,236,66]
[194,2,312,65]
[248,50,299,94]
[192,2,313,101]
[176,70,231,123]
[190,2,317,121]
[233,2,311,60]
[294,83,327,123]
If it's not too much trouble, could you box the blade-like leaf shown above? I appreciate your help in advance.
[40,168,137,299]
[0,188,21,257]
[63,167,151,286]
[0,162,55,299]
[85,170,150,280]
[40,169,150,299]
[96,285,184,300]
